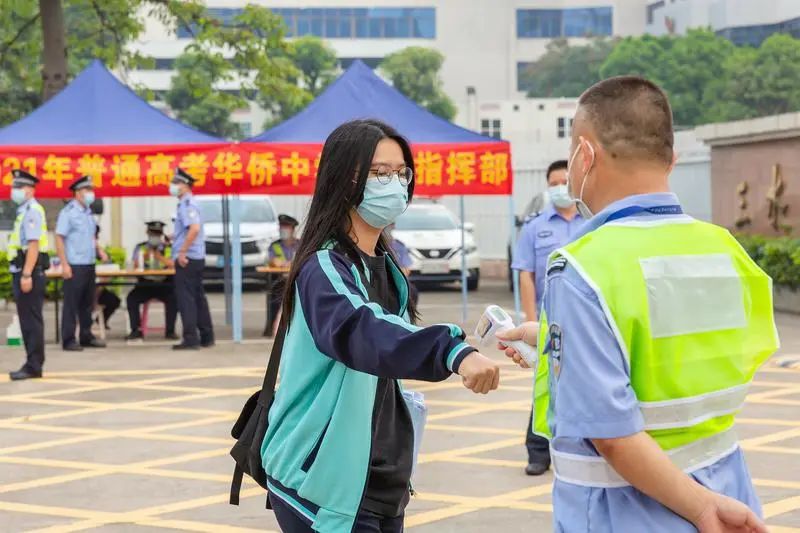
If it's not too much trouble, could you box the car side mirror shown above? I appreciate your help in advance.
[462,222,475,233]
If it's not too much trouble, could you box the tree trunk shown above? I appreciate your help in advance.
[39,0,68,101]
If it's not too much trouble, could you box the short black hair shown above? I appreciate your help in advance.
[545,160,568,183]
[578,76,674,166]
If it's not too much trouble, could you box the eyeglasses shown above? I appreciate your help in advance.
[369,166,414,186]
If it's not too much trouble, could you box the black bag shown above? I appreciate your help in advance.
[229,317,287,506]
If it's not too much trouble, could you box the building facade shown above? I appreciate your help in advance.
[646,0,800,46]
[128,0,648,132]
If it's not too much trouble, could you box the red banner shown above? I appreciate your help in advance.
[0,141,512,197]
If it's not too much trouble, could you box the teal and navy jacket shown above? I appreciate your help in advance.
[261,247,475,532]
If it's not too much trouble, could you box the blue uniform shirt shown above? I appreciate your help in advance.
[541,193,761,533]
[512,203,583,311]
[10,198,45,273]
[56,199,96,266]
[172,193,205,260]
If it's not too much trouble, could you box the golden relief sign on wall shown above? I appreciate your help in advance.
[766,164,791,234]
[735,180,752,229]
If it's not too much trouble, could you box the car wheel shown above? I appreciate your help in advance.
[467,269,480,292]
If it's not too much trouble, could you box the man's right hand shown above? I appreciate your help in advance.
[693,493,768,533]
[62,263,73,280]
[457,352,500,394]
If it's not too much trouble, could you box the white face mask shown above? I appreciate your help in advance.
[566,138,596,219]
[279,228,293,241]
[548,184,574,209]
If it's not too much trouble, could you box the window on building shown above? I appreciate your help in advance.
[647,1,665,25]
[481,119,502,139]
[178,7,436,39]
[557,117,572,138]
[716,16,800,47]
[517,7,612,38]
[517,61,534,93]
[154,58,174,70]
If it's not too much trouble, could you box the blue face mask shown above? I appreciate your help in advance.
[83,191,95,206]
[11,188,26,205]
[356,177,409,229]
[169,183,181,197]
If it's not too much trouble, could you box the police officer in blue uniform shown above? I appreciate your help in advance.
[169,168,214,350]
[56,175,107,351]
[125,221,178,341]
[8,170,49,380]
[265,214,300,335]
[512,159,583,476]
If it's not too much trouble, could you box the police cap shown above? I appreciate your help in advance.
[146,221,166,233]
[172,168,196,186]
[68,175,94,192]
[278,214,299,227]
[11,169,39,188]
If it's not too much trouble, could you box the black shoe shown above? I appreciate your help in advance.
[164,332,179,341]
[525,462,550,476]
[9,368,42,380]
[172,343,200,351]
[126,330,144,341]
[200,340,215,348]
[63,342,83,352]
[81,338,106,348]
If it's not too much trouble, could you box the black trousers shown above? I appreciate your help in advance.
[526,409,551,465]
[13,271,45,374]
[271,496,404,533]
[97,289,121,324]
[126,284,178,334]
[174,259,213,345]
[61,264,97,347]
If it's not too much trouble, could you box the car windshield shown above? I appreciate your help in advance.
[197,199,276,223]
[395,208,459,230]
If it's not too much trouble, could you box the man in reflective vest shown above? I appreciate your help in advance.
[498,77,773,532]
[7,170,49,380]
[266,214,300,334]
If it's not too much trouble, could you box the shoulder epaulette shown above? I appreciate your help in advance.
[547,256,568,275]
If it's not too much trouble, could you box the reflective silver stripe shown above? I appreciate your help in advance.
[551,428,739,488]
[640,383,750,430]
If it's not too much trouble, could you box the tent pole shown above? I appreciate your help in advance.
[509,195,522,323]
[231,195,243,343]
[222,195,232,326]
[460,196,468,325]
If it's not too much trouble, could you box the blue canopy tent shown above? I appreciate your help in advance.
[250,60,495,144]
[248,60,518,324]
[0,60,250,342]
[0,59,222,146]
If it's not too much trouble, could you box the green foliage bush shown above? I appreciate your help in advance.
[735,234,800,290]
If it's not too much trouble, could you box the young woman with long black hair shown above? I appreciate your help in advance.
[260,119,500,532]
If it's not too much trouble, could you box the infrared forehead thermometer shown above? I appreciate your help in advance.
[474,305,538,368]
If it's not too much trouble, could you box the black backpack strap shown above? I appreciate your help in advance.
[229,317,287,506]
[259,314,287,406]
[230,464,243,505]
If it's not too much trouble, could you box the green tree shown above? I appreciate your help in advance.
[708,34,800,122]
[600,30,735,126]
[522,38,615,97]
[182,4,310,132]
[164,50,246,139]
[380,46,456,120]
[292,35,338,96]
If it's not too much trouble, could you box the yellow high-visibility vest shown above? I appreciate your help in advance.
[8,200,48,261]
[534,216,778,486]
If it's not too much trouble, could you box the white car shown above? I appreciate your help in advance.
[393,203,480,290]
[196,195,279,277]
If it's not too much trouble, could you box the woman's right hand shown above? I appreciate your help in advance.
[458,352,500,394]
